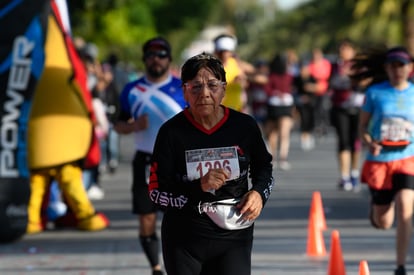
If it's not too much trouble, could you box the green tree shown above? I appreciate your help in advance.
[248,1,356,60]
[350,0,414,54]
[247,0,414,61]
[66,0,414,67]
[68,0,220,67]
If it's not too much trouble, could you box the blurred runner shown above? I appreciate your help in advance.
[114,37,187,275]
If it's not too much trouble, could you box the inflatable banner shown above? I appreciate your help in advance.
[0,0,49,243]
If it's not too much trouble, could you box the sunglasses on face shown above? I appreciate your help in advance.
[144,50,169,59]
[184,80,226,95]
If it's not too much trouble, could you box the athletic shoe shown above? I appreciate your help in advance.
[98,164,108,174]
[351,176,361,192]
[301,136,315,151]
[108,159,118,174]
[87,185,105,200]
[279,160,291,171]
[338,179,353,191]
[47,201,67,221]
[395,265,406,275]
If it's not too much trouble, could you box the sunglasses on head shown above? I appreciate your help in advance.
[144,50,169,59]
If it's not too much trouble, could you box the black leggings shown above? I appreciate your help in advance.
[297,103,315,132]
[330,107,360,152]
[162,235,253,275]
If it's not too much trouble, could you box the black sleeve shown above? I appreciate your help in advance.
[148,122,204,210]
[247,117,274,205]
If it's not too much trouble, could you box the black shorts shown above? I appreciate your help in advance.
[266,105,294,120]
[132,151,158,214]
[370,173,414,205]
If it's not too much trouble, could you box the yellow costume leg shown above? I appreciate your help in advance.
[27,171,49,234]
[57,163,108,231]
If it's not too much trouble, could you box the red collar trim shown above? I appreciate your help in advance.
[184,106,229,135]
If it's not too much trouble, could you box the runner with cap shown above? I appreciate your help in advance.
[114,37,187,275]
[213,34,249,112]
[353,45,414,275]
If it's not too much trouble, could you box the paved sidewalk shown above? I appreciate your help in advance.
[0,131,411,275]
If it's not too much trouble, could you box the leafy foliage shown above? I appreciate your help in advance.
[67,0,414,67]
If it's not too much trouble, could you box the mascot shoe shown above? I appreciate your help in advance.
[77,212,109,231]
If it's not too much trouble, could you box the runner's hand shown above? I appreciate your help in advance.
[237,190,263,221]
[133,114,149,131]
[369,141,382,156]
[200,168,230,193]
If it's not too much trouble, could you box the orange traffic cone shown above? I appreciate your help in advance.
[306,208,326,257]
[327,230,346,275]
[309,191,327,231]
[359,260,370,275]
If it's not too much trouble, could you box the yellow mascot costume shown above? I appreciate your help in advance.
[26,1,109,233]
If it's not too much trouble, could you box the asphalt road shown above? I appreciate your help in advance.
[0,131,410,275]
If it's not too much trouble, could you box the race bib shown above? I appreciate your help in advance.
[185,146,240,181]
[380,117,413,146]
